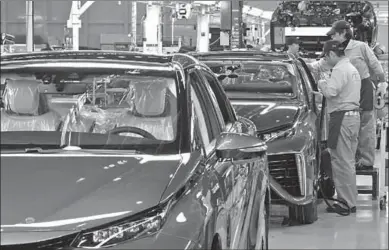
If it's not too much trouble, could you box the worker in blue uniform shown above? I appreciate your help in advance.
[309,20,386,171]
[317,40,361,213]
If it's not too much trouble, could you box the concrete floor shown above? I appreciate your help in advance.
[269,173,388,249]
[268,136,388,249]
[269,194,388,249]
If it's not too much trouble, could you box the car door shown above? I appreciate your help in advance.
[196,67,258,249]
[295,61,323,179]
[196,67,238,132]
[297,59,326,142]
[298,58,324,112]
[187,70,231,249]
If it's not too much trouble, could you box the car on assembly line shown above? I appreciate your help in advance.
[0,51,270,249]
[193,51,325,225]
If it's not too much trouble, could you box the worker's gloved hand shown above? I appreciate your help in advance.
[376,81,388,96]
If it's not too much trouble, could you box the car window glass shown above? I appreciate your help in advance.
[293,64,310,104]
[190,85,212,146]
[200,72,226,129]
[297,63,314,94]
[205,61,297,99]
[190,71,222,137]
[298,59,318,91]
[296,63,313,105]
[200,70,236,125]
[0,69,182,154]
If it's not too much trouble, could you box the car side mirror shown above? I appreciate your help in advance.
[215,132,267,162]
[217,74,227,81]
[217,74,239,81]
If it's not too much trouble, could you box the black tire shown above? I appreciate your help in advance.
[288,141,320,225]
[288,187,318,225]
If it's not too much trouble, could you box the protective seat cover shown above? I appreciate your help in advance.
[1,79,62,131]
[115,82,176,141]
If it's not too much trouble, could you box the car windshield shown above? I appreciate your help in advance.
[205,61,297,98]
[0,68,179,153]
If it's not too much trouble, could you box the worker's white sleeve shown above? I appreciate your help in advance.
[362,42,385,82]
[308,58,332,74]
[318,68,345,98]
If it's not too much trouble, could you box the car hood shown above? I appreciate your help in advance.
[0,153,181,232]
[228,96,303,133]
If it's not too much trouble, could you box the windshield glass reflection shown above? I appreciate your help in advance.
[0,69,179,153]
[206,61,297,98]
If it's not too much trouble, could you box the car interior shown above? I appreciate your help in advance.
[0,73,178,141]
[206,61,296,96]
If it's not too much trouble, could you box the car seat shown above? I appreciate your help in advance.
[115,81,177,141]
[1,79,62,131]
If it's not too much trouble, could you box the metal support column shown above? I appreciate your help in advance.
[255,23,261,45]
[231,0,243,49]
[196,6,210,52]
[26,1,34,52]
[131,2,137,45]
[172,16,175,46]
[67,1,94,51]
[143,3,162,54]
[220,1,232,48]
[261,20,266,44]
[250,24,256,44]
[71,1,81,51]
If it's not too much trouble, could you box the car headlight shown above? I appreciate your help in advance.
[72,203,170,248]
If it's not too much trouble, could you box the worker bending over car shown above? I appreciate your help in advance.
[317,40,361,214]
[309,20,387,171]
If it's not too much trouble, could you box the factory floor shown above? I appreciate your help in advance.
[269,194,388,249]
[269,170,388,249]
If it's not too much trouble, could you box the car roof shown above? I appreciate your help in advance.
[191,50,294,61]
[0,50,200,71]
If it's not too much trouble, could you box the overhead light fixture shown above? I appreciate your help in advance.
[193,1,216,6]
[243,5,264,17]
[242,5,273,20]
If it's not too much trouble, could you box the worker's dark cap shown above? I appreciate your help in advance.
[286,37,301,45]
[326,20,351,36]
[320,40,346,57]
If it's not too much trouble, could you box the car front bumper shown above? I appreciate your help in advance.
[267,153,315,206]
[1,232,200,250]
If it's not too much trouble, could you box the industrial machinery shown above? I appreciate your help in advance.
[270,1,378,56]
[0,33,15,54]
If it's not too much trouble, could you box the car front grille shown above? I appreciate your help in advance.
[1,233,77,250]
[268,154,301,201]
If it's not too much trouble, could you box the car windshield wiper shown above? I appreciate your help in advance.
[0,144,78,153]
[24,146,82,153]
[1,145,142,155]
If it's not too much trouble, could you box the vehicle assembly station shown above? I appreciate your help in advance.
[0,1,388,249]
